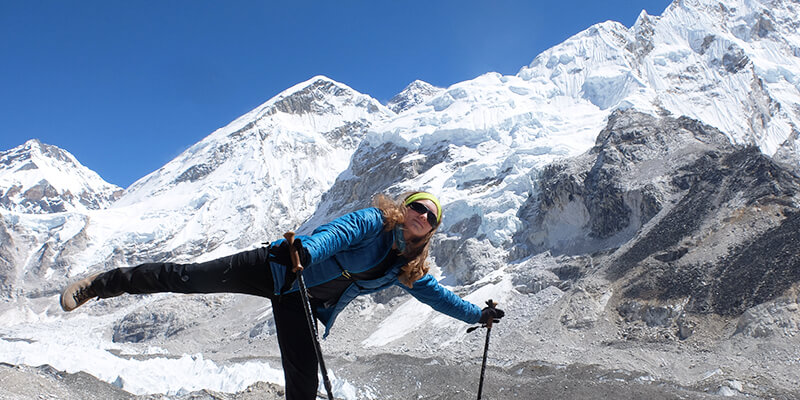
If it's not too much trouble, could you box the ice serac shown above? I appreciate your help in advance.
[307,69,609,287]
[0,139,123,214]
[517,0,800,158]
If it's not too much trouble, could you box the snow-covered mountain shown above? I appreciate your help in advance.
[0,76,394,301]
[309,0,800,282]
[3,0,800,398]
[0,139,122,214]
[99,75,394,262]
[517,0,800,156]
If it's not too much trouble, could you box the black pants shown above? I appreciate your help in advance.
[91,247,320,400]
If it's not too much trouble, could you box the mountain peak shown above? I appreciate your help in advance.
[253,75,388,118]
[0,140,122,214]
[282,75,346,96]
[387,80,444,113]
[634,9,653,27]
[18,138,76,166]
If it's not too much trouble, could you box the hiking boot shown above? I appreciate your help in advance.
[60,273,101,312]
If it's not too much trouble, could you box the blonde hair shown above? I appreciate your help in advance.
[373,192,439,288]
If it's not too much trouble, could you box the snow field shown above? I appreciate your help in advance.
[0,300,361,399]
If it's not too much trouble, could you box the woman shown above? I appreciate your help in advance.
[60,191,505,399]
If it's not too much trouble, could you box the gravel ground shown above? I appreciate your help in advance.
[0,356,767,400]
[0,363,285,400]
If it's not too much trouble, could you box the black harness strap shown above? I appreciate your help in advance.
[332,255,365,290]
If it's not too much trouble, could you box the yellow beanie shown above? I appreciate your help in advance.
[404,192,442,223]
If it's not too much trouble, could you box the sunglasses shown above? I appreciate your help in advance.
[407,201,438,227]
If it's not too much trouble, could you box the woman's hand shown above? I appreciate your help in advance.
[479,305,505,324]
[269,238,311,268]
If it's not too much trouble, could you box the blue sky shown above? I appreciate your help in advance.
[1,0,672,188]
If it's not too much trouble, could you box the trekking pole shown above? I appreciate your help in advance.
[466,299,499,400]
[284,232,335,400]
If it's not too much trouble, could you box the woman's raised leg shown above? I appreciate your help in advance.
[61,246,275,311]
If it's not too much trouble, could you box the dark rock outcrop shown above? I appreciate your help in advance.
[518,109,800,326]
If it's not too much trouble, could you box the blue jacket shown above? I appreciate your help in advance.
[269,207,482,337]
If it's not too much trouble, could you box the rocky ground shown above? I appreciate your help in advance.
[0,362,285,400]
[4,281,799,400]
[0,357,764,400]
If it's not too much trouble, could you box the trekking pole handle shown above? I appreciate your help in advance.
[485,299,498,329]
[283,232,304,273]
[467,299,500,333]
